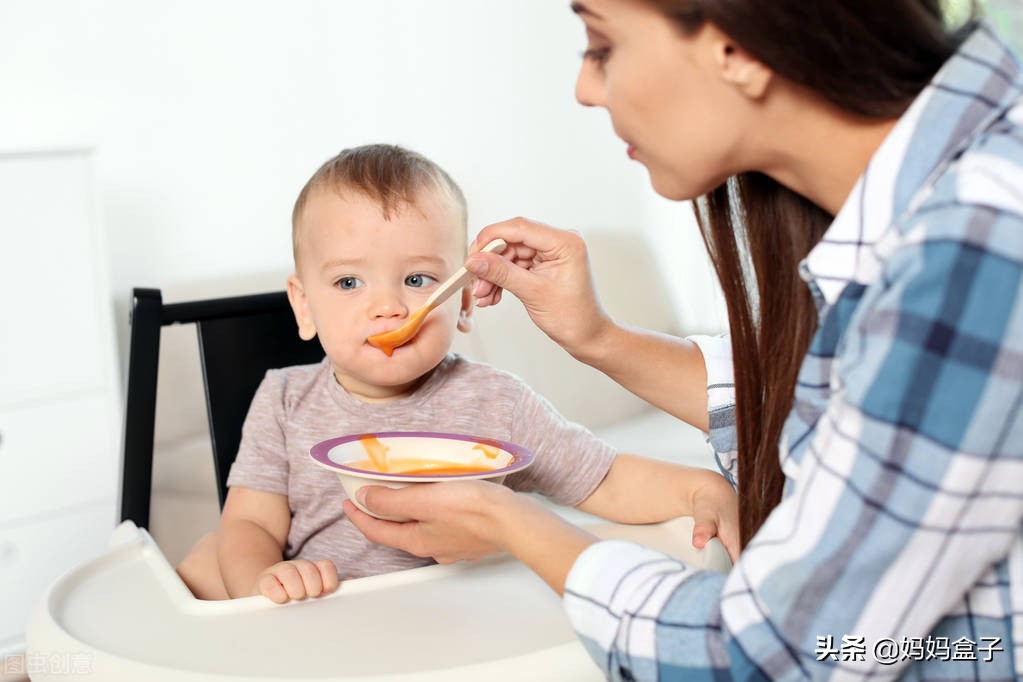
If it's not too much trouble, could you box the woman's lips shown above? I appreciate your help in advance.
[626,144,636,159]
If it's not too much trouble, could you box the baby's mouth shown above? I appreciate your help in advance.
[365,336,413,355]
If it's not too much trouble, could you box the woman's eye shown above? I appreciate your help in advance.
[336,276,363,290]
[405,273,437,288]
[581,47,610,65]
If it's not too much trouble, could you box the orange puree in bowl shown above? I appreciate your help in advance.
[358,435,390,472]
[347,458,497,475]
[473,443,500,459]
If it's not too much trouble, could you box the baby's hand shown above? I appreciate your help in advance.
[690,474,740,563]
[253,559,339,603]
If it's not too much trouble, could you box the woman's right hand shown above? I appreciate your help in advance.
[345,480,599,596]
[466,218,614,359]
[468,216,712,431]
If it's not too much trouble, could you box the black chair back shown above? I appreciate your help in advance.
[120,287,324,528]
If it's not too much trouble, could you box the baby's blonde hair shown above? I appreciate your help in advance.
[292,144,468,263]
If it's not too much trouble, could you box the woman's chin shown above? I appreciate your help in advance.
[650,175,700,202]
[646,164,717,202]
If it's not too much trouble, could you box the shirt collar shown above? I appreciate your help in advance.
[801,22,1023,305]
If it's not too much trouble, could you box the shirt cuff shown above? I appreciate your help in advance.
[686,334,735,412]
[564,540,726,680]
[687,334,738,479]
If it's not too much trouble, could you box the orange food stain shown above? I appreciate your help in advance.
[347,458,496,476]
[472,443,501,459]
[358,435,390,473]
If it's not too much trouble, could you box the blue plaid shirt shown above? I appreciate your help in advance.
[564,23,1023,681]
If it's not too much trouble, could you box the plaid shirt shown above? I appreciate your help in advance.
[564,23,1023,681]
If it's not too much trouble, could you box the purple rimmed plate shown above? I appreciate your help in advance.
[310,432,534,520]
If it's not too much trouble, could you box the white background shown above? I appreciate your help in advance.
[0,0,728,371]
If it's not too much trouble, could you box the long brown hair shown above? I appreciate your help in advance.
[649,0,970,545]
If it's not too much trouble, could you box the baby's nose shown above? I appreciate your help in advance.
[369,293,407,319]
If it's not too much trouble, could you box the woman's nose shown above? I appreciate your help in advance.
[574,63,603,107]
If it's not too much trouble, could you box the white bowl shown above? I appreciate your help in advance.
[310,431,535,521]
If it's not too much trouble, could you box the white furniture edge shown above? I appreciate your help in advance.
[26,519,729,681]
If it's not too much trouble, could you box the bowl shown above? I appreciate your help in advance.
[310,431,534,521]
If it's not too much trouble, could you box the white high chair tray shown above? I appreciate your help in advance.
[26,517,729,681]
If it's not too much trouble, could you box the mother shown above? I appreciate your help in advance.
[346,0,1023,678]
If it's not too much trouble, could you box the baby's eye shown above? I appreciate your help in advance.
[405,273,437,288]
[335,276,363,291]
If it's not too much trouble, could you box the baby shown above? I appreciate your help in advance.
[176,144,737,602]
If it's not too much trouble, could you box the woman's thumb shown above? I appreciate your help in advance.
[466,252,531,297]
[691,519,716,549]
[356,485,404,518]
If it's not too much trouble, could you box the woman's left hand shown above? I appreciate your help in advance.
[689,473,741,562]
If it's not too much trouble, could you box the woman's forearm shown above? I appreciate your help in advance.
[490,491,599,596]
[569,321,710,431]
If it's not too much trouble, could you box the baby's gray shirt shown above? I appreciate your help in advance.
[226,354,616,578]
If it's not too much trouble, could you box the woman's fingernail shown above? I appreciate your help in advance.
[466,254,488,276]
[355,489,368,507]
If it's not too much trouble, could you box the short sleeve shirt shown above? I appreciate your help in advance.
[227,354,616,578]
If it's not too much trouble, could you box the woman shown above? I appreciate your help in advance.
[345,0,1022,678]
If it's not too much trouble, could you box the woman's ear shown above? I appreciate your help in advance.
[286,274,318,341]
[456,285,474,333]
[714,37,772,99]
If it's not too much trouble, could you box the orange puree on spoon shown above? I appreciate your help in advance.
[367,307,431,357]
[367,239,507,355]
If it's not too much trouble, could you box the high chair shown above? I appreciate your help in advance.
[119,287,324,527]
[25,287,731,681]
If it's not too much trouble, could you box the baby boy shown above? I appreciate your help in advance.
[176,144,736,602]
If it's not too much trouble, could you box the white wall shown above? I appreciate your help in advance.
[0,0,726,365]
[640,195,728,336]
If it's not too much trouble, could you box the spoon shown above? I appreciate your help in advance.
[366,238,507,356]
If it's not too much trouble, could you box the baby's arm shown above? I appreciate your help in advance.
[575,455,739,560]
[218,486,339,602]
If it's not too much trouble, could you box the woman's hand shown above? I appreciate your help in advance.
[252,559,339,604]
[575,455,740,562]
[343,480,510,564]
[345,481,599,595]
[467,217,711,430]
[466,218,614,359]
[689,474,740,562]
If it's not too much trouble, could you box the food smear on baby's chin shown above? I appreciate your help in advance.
[346,457,496,476]
[472,443,500,459]
[358,435,390,473]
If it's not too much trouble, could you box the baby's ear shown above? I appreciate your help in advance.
[456,286,474,333]
[286,274,318,341]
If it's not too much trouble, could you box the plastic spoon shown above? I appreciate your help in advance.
[367,238,508,356]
